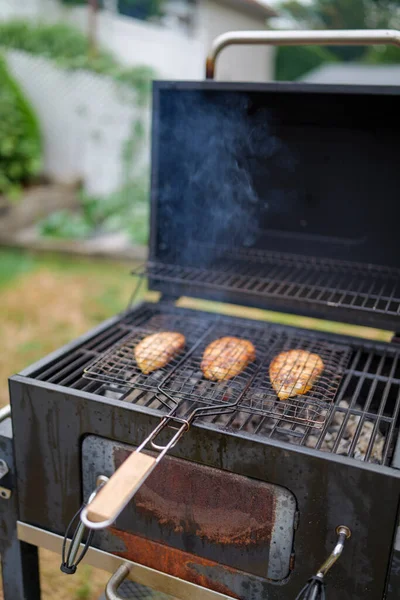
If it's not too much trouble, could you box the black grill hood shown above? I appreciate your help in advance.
[148,81,400,332]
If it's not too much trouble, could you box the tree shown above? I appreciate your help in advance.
[274,0,400,79]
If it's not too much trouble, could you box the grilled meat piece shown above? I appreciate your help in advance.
[201,337,256,382]
[134,332,185,375]
[269,349,324,401]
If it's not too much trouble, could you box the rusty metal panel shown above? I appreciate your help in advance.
[82,436,296,581]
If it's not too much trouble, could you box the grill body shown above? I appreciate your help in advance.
[7,302,400,599]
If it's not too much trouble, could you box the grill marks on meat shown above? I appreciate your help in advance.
[269,349,324,401]
[134,332,185,374]
[201,337,256,382]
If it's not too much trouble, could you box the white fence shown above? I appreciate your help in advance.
[6,51,150,196]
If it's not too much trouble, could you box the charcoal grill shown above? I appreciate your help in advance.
[2,28,400,600]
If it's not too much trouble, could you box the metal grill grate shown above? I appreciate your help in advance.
[139,251,400,318]
[28,304,400,466]
[238,334,351,428]
[82,314,213,392]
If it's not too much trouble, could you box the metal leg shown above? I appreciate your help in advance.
[0,539,40,600]
[0,416,41,599]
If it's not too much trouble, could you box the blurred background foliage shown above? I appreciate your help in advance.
[0,20,155,103]
[275,0,400,80]
[0,54,41,198]
[0,19,152,243]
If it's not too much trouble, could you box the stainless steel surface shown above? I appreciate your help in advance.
[96,475,110,487]
[0,405,11,422]
[62,479,110,571]
[17,522,234,600]
[206,29,400,78]
[316,526,351,578]
[64,519,87,570]
[105,564,131,600]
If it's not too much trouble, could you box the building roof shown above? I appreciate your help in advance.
[217,0,277,19]
[300,64,400,86]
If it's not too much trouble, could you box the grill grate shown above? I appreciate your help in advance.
[238,334,351,428]
[28,304,400,466]
[139,250,400,318]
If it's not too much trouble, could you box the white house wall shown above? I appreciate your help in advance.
[0,0,273,82]
[199,0,274,82]
[68,7,205,80]
[0,0,274,196]
[6,51,150,196]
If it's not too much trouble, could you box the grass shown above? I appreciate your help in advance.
[0,246,393,599]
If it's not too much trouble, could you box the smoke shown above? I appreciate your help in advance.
[156,90,296,268]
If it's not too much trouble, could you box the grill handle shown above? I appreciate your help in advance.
[82,452,157,528]
[295,526,351,599]
[81,416,190,530]
[105,564,131,600]
[206,29,400,79]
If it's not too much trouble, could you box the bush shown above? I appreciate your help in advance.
[275,45,338,81]
[0,55,41,198]
[0,20,155,104]
[38,178,150,245]
[364,44,400,65]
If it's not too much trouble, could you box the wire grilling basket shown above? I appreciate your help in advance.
[238,333,352,428]
[158,323,272,407]
[83,314,213,392]
[83,314,351,430]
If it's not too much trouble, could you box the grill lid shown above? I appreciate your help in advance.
[148,81,400,331]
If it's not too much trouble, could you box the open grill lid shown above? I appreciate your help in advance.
[147,80,400,332]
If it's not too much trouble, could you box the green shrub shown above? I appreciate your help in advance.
[364,44,400,65]
[38,178,149,245]
[275,45,338,81]
[0,55,41,198]
[0,20,155,104]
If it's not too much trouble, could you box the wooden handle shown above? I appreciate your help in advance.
[86,452,157,524]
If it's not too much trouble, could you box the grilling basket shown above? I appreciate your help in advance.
[5,28,399,600]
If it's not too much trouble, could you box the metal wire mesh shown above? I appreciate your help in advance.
[238,334,352,428]
[139,251,400,318]
[83,315,213,391]
[159,323,272,406]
